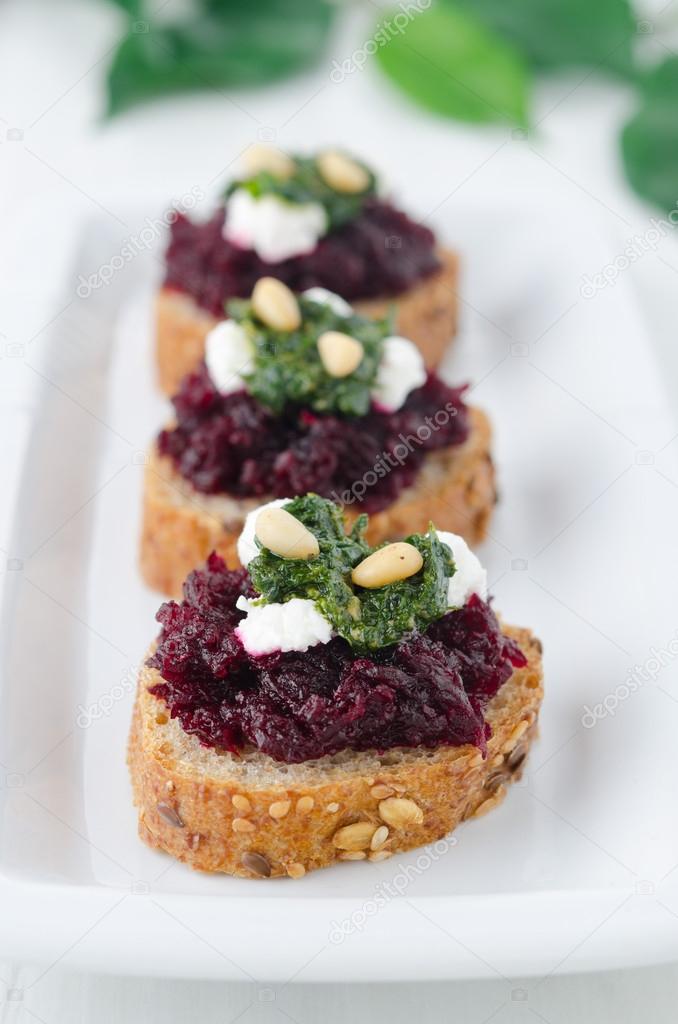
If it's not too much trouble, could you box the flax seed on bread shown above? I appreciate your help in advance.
[155,248,459,395]
[139,407,496,597]
[128,627,543,878]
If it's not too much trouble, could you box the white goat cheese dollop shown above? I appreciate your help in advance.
[301,287,352,316]
[437,531,488,608]
[370,335,426,412]
[224,189,327,263]
[235,596,333,657]
[204,319,254,395]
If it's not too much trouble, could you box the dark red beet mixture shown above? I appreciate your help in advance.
[158,367,469,513]
[164,198,440,316]
[147,554,526,764]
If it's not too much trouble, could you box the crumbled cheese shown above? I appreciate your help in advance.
[302,288,352,316]
[224,189,327,263]
[235,595,333,656]
[437,531,488,608]
[204,319,254,395]
[370,335,426,412]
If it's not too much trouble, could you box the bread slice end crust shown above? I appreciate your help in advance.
[155,247,459,396]
[128,626,543,878]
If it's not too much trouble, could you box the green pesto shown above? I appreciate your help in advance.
[247,494,456,653]
[225,153,377,231]
[227,295,390,417]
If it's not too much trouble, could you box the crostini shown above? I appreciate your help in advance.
[140,281,495,596]
[157,146,459,393]
[129,495,543,878]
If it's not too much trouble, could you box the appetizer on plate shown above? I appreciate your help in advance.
[157,145,459,394]
[141,281,494,596]
[129,495,543,878]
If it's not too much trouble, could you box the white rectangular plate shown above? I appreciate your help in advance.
[1,191,678,981]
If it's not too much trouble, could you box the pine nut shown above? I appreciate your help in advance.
[232,794,251,813]
[296,796,315,814]
[255,507,319,560]
[317,150,370,194]
[351,543,424,589]
[251,277,301,332]
[243,143,295,180]
[370,784,394,800]
[332,821,376,851]
[269,800,291,819]
[501,720,529,754]
[287,862,306,879]
[370,825,389,851]
[378,797,423,828]
[232,818,255,832]
[472,786,507,818]
[368,850,392,863]
[317,331,364,378]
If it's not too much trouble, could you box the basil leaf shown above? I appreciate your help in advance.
[449,0,636,78]
[106,0,335,116]
[375,5,529,126]
[622,58,678,213]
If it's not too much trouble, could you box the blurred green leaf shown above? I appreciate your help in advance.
[106,0,335,116]
[448,0,636,77]
[622,58,678,213]
[107,0,142,14]
[375,5,529,126]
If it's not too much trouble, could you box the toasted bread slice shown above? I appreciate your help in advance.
[140,407,495,597]
[128,626,543,878]
[156,248,459,395]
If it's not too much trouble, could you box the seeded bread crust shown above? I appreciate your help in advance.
[128,627,543,879]
[139,407,495,597]
[155,248,459,395]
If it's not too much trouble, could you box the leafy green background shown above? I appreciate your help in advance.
[374,5,530,127]
[106,0,335,116]
[622,57,678,212]
[103,0,678,216]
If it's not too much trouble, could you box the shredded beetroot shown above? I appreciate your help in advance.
[163,198,440,316]
[157,366,469,513]
[147,554,526,764]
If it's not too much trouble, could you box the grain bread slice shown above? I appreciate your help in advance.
[128,626,543,878]
[140,407,495,597]
[156,247,459,395]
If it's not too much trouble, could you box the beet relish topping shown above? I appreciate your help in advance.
[158,365,469,513]
[147,554,526,764]
[164,199,440,317]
